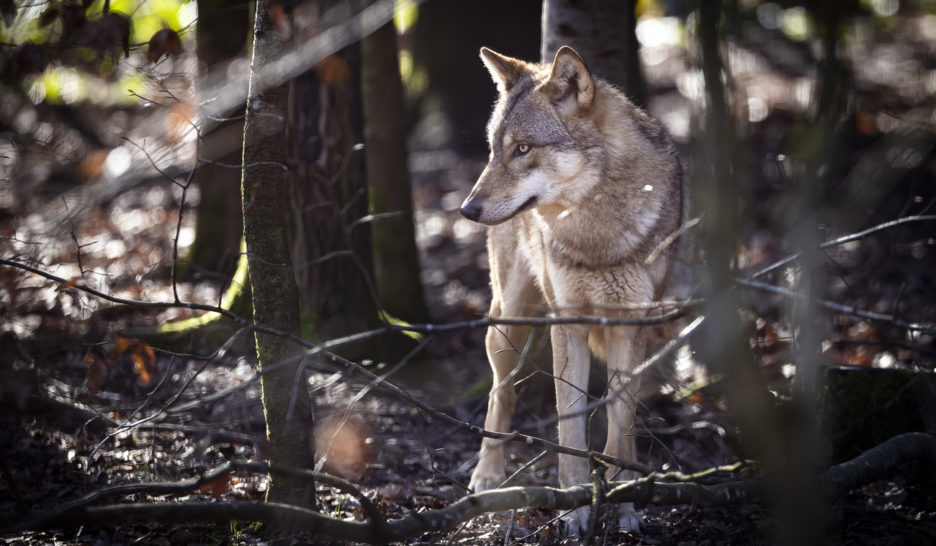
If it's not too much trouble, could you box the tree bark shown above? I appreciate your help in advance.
[541,0,645,106]
[361,21,428,324]
[191,0,249,275]
[286,6,379,347]
[241,0,315,508]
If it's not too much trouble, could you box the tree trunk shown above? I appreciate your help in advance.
[541,0,645,106]
[361,21,428,324]
[191,0,249,275]
[286,5,379,349]
[241,0,315,508]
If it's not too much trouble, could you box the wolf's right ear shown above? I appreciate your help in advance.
[544,46,594,112]
[480,47,527,93]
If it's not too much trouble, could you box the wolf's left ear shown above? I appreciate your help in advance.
[544,46,594,111]
[480,47,527,93]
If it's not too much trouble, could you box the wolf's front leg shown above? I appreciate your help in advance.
[469,322,528,492]
[552,323,593,534]
[604,325,647,533]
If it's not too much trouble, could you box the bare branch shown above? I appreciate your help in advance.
[736,277,936,335]
[751,214,936,279]
[6,433,932,543]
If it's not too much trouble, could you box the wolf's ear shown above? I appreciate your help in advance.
[480,47,527,92]
[544,46,594,111]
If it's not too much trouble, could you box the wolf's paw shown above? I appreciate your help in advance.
[468,466,504,493]
[616,503,643,534]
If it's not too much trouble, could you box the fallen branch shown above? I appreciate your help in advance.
[4,433,932,543]
[751,214,936,279]
[736,277,936,335]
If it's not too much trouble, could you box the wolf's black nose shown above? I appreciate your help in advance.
[460,202,481,221]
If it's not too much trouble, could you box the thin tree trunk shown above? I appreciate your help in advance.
[241,0,314,508]
[361,21,428,324]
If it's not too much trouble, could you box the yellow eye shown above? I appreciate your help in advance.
[515,143,530,156]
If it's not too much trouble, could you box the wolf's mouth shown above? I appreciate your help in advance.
[516,195,538,214]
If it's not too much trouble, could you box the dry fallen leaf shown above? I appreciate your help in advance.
[147,28,182,63]
[84,350,108,393]
[315,55,350,86]
[200,473,232,498]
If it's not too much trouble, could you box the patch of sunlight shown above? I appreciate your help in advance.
[406,66,428,98]
[781,7,812,42]
[27,78,46,105]
[378,310,424,342]
[104,147,132,179]
[399,49,413,80]
[177,0,198,28]
[864,0,900,18]
[748,97,769,123]
[177,225,196,249]
[399,49,428,98]
[160,240,246,334]
[636,17,681,48]
[635,0,663,18]
[111,0,190,43]
[105,239,127,260]
[120,73,150,105]
[38,67,88,105]
[394,0,418,34]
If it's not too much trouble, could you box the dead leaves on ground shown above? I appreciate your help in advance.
[84,336,158,393]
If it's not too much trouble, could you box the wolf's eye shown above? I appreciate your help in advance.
[514,143,531,156]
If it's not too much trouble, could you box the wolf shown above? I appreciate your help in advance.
[460,46,684,534]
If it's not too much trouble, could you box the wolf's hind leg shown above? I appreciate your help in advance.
[604,325,647,533]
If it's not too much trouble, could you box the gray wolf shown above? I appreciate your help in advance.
[460,45,683,533]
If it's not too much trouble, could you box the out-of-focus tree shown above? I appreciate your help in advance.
[541,0,645,106]
[361,17,427,325]
[409,0,540,155]
[285,2,380,349]
[188,0,249,276]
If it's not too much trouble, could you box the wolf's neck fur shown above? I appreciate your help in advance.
[532,81,680,270]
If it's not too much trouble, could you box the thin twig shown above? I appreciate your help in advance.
[736,277,936,335]
[751,214,936,278]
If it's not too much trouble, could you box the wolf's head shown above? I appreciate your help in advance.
[460,46,605,225]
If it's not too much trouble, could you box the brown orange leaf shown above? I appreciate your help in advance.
[77,149,110,182]
[165,102,195,143]
[147,28,182,63]
[131,342,157,387]
[269,4,291,40]
[112,336,134,356]
[855,111,876,136]
[56,278,80,292]
[199,473,232,498]
[84,351,108,393]
[315,55,350,86]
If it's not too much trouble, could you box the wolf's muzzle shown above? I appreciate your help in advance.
[460,202,482,222]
